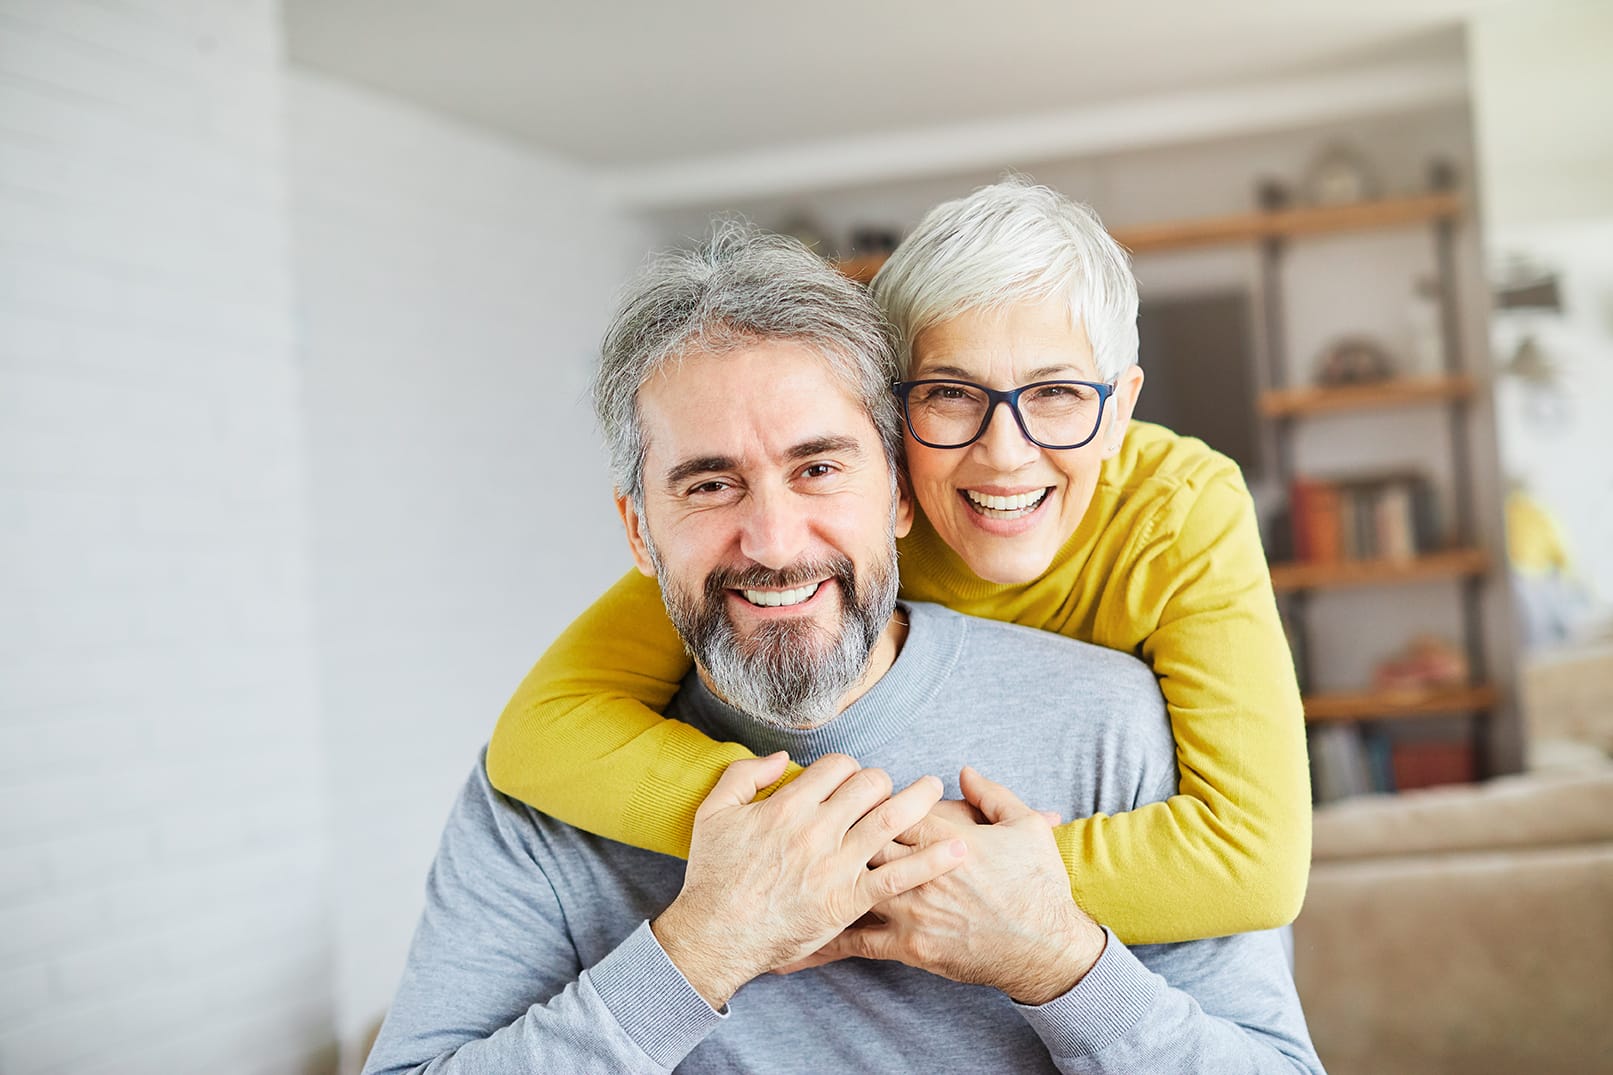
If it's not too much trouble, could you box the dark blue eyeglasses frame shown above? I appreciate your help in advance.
[891,378,1117,451]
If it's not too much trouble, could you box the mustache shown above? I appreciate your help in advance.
[704,555,857,601]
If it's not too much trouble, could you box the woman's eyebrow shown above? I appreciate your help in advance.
[915,363,1084,381]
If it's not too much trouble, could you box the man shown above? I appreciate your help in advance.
[365,225,1322,1074]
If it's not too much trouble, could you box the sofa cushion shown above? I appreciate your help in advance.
[1311,770,1613,862]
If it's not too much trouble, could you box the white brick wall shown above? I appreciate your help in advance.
[0,1,336,1072]
[285,70,647,1060]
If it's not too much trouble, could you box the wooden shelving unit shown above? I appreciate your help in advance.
[1257,374,1475,418]
[1268,547,1489,593]
[1248,183,1506,792]
[1303,684,1499,725]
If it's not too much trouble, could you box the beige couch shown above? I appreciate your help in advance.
[1294,642,1613,1075]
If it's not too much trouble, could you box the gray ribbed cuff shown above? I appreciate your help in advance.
[1015,929,1166,1058]
[587,920,726,1068]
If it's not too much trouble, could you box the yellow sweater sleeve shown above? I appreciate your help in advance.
[1052,474,1312,944]
[486,569,801,857]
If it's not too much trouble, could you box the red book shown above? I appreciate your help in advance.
[1391,739,1476,790]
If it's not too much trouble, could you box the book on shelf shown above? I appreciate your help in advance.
[1309,724,1401,804]
[1390,737,1476,790]
[1287,471,1441,564]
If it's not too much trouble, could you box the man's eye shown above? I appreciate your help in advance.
[689,480,731,495]
[800,463,836,479]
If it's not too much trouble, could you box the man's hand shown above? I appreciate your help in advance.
[651,752,967,1008]
[783,766,1107,1006]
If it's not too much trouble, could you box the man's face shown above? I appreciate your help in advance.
[618,339,913,728]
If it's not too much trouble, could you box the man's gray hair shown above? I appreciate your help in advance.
[595,221,903,505]
[871,177,1141,381]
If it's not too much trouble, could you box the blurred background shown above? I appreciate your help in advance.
[2,1,1609,1072]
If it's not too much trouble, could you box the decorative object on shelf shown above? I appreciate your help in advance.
[1492,254,1568,425]
[1301,143,1381,206]
[1314,335,1396,386]
[1427,157,1459,193]
[848,225,901,256]
[1372,635,1469,692]
[1255,178,1291,211]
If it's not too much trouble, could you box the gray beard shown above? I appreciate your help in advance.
[646,538,899,730]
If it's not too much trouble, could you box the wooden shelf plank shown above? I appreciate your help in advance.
[1257,374,1475,418]
[1112,192,1463,253]
[1269,548,1489,592]
[833,193,1465,278]
[1303,683,1498,724]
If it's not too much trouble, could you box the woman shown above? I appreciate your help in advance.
[487,178,1310,943]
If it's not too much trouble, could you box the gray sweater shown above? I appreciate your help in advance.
[366,601,1322,1074]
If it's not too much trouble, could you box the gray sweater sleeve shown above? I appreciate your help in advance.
[1017,929,1323,1074]
[361,766,723,1075]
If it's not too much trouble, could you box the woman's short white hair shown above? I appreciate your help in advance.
[871,177,1140,382]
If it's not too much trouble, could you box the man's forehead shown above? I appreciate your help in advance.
[637,342,881,472]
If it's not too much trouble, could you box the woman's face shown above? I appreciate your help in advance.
[903,298,1144,585]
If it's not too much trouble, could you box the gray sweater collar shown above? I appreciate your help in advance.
[672,602,967,763]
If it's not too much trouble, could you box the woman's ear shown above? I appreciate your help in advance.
[1105,364,1146,457]
[615,493,658,577]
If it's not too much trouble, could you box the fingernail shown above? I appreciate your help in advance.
[948,839,967,858]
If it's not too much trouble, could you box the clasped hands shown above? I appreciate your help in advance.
[650,752,1107,1010]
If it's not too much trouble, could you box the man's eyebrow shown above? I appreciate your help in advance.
[787,435,864,462]
[664,456,737,489]
[661,437,865,490]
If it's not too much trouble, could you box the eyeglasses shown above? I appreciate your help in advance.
[892,378,1116,450]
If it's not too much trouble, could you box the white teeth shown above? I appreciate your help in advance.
[965,488,1049,513]
[742,582,821,608]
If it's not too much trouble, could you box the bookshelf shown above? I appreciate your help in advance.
[1250,183,1506,799]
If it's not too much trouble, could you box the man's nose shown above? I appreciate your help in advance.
[737,486,811,568]
[971,401,1041,471]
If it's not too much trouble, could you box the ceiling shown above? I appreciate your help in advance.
[283,1,1502,169]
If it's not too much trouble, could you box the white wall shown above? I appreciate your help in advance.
[1469,0,1613,616]
[285,70,647,1057]
[0,2,335,1072]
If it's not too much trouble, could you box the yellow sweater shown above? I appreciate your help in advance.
[487,422,1311,944]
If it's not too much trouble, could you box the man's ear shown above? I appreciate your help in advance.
[893,467,916,539]
[1104,364,1146,458]
[614,492,658,577]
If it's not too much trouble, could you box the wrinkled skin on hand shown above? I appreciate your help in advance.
[780,766,1107,1006]
[651,752,968,1008]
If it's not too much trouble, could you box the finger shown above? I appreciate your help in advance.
[844,775,943,861]
[770,753,861,807]
[959,765,1036,826]
[892,810,960,848]
[858,837,967,909]
[1039,810,1064,826]
[868,839,917,868]
[931,798,987,826]
[700,751,790,815]
[818,766,895,833]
